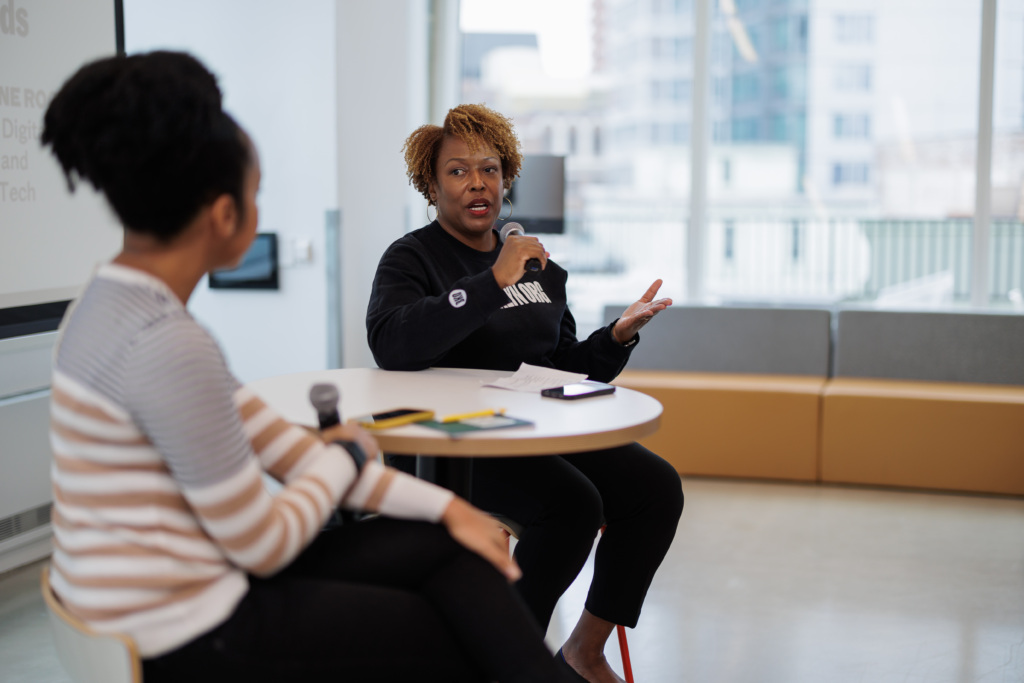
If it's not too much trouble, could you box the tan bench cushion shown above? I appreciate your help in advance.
[614,371,825,481]
[821,378,1024,495]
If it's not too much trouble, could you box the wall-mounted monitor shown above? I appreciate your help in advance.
[497,154,565,235]
[208,233,279,290]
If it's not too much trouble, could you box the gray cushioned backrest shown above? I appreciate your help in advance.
[603,305,832,376]
[834,310,1024,385]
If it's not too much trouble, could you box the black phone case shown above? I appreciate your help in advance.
[541,385,615,400]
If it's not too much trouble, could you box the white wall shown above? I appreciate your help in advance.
[336,1,433,369]
[124,0,338,383]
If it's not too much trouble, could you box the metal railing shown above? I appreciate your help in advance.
[562,215,1024,331]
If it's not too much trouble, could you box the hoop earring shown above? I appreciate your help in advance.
[427,202,438,223]
[499,196,513,221]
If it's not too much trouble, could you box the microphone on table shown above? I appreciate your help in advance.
[499,221,541,272]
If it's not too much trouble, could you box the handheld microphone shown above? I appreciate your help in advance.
[309,382,367,473]
[499,222,541,272]
[308,382,362,526]
[309,383,341,429]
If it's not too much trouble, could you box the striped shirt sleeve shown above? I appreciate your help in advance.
[123,316,451,577]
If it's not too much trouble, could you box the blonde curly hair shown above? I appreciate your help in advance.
[402,103,523,206]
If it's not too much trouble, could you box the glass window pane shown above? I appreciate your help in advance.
[458,0,1014,320]
[991,0,1024,309]
[706,0,983,308]
[461,0,688,332]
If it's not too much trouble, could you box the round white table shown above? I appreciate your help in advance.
[246,367,663,495]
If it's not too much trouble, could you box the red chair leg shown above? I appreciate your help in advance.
[616,624,634,683]
[599,525,635,683]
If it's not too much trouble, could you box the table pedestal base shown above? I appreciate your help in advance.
[416,456,473,500]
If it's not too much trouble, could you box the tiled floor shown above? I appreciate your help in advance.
[3,477,1023,682]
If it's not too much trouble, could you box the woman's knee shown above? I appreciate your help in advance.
[649,455,685,520]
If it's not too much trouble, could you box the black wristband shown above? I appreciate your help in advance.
[333,440,367,473]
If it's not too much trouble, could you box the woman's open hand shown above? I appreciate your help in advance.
[441,497,522,582]
[612,279,673,344]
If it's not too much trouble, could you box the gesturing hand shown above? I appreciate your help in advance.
[612,279,673,345]
[441,497,522,582]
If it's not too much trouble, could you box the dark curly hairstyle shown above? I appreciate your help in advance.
[41,51,251,242]
[402,103,523,206]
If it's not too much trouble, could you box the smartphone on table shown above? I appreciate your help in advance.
[540,380,616,400]
[355,408,434,430]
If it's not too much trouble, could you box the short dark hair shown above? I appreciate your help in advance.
[42,51,251,241]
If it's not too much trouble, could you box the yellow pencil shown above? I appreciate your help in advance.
[440,408,506,424]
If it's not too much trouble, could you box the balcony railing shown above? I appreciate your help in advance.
[561,215,1024,331]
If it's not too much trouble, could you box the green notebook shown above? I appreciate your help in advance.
[419,415,534,435]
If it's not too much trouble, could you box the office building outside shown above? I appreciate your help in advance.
[462,0,1024,328]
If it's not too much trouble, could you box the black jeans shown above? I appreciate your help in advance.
[392,442,685,631]
[143,518,568,683]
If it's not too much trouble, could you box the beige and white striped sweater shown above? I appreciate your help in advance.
[49,264,453,657]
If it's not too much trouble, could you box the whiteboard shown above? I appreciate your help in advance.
[0,0,122,334]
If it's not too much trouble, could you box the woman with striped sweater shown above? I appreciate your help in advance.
[42,50,568,683]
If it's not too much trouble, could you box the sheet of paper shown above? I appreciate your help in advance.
[483,363,587,393]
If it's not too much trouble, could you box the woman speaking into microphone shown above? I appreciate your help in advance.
[367,103,684,683]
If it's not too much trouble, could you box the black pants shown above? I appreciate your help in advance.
[143,518,568,683]
[392,443,684,631]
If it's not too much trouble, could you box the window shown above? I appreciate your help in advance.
[712,35,733,64]
[832,162,870,185]
[649,122,689,145]
[835,14,874,43]
[732,118,759,141]
[673,79,692,102]
[713,120,730,141]
[673,37,692,59]
[772,17,791,51]
[732,73,760,102]
[652,37,692,60]
[835,64,872,91]
[459,0,1007,326]
[771,113,805,142]
[713,76,729,103]
[772,66,806,99]
[834,113,871,139]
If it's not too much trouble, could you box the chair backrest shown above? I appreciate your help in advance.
[40,566,143,683]
[834,309,1024,385]
[603,304,833,376]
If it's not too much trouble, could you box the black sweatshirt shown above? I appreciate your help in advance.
[366,221,637,382]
